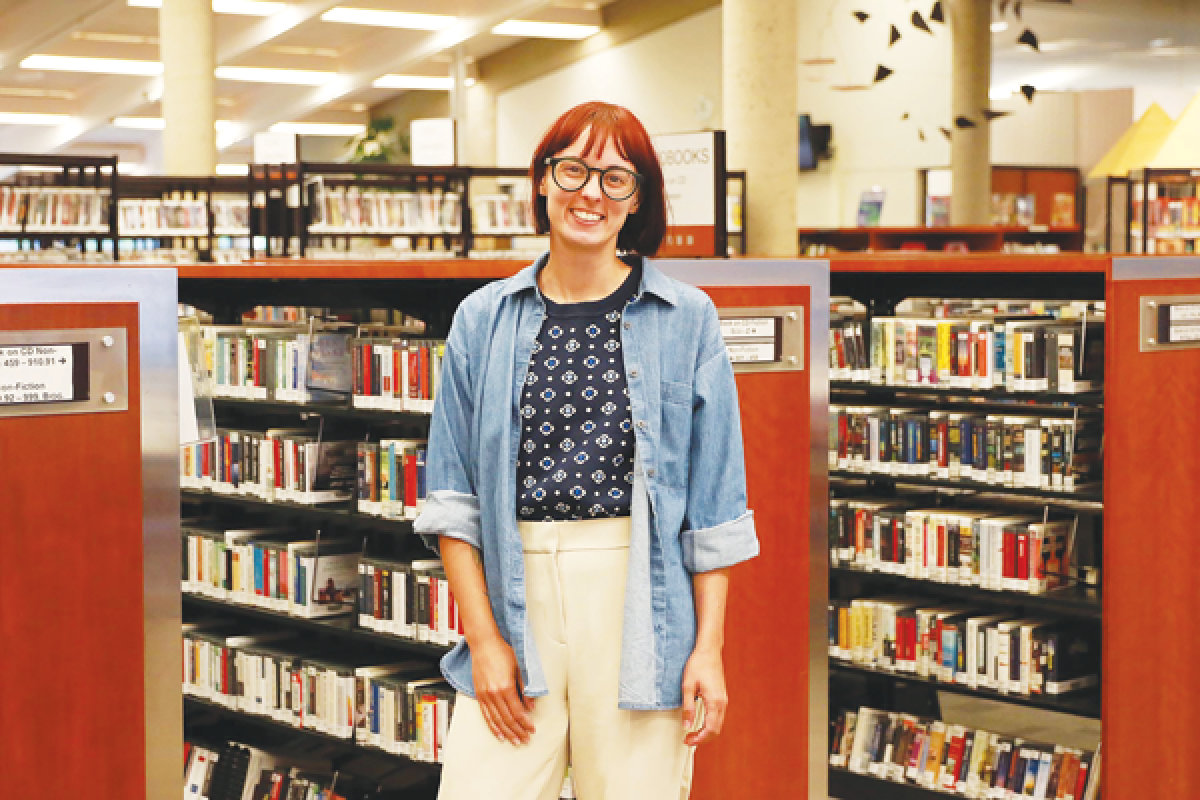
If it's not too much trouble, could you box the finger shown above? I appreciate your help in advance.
[483,692,523,745]
[492,687,531,744]
[477,698,507,743]
[504,685,537,739]
[681,680,696,731]
[685,693,724,746]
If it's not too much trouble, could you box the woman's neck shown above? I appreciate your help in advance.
[539,243,631,304]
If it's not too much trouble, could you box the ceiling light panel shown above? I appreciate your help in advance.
[127,0,286,15]
[321,7,455,29]
[269,121,365,135]
[112,117,233,130]
[0,112,72,125]
[491,20,599,39]
[0,87,75,100]
[372,74,453,90]
[21,54,163,76]
[216,163,250,175]
[216,66,337,85]
[73,31,160,45]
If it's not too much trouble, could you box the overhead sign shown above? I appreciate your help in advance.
[411,118,457,166]
[253,131,298,165]
[652,130,727,257]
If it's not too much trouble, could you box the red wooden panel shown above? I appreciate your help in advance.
[0,303,146,798]
[1026,170,1080,227]
[828,252,1108,273]
[1105,276,1200,800]
[690,285,813,800]
[992,167,1026,196]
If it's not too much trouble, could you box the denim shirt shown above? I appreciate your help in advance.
[413,253,760,710]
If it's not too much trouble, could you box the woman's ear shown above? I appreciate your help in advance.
[538,175,548,196]
[629,190,640,215]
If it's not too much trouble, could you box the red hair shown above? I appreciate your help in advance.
[529,102,667,256]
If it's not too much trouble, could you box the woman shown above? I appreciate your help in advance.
[414,101,759,800]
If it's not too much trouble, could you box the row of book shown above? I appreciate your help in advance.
[830,706,1101,800]
[117,196,249,235]
[185,740,346,800]
[1134,195,1200,237]
[199,327,354,405]
[830,314,1103,393]
[830,500,1079,594]
[183,624,452,762]
[0,186,110,231]
[351,337,444,413]
[309,186,462,234]
[357,439,427,520]
[830,407,1102,493]
[181,523,460,645]
[829,597,1099,695]
[471,193,536,234]
[180,430,359,505]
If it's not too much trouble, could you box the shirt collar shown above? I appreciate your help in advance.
[500,251,678,307]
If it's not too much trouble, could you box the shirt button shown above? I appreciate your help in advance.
[636,420,647,430]
[630,369,639,378]
[647,468,656,478]
[623,322,631,330]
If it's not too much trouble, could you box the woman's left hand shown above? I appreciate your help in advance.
[681,646,727,745]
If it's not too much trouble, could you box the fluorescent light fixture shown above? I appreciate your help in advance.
[372,74,454,90]
[116,162,144,174]
[991,21,1008,33]
[0,87,74,99]
[464,77,477,87]
[491,20,599,39]
[269,121,366,136]
[321,7,454,29]
[216,66,336,85]
[128,0,286,15]
[112,117,233,130]
[216,163,250,176]
[989,88,1013,100]
[21,54,162,76]
[0,111,71,125]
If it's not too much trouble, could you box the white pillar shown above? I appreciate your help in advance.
[950,0,991,225]
[160,0,216,175]
[463,82,497,167]
[723,0,798,256]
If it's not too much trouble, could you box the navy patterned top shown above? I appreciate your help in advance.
[517,265,641,521]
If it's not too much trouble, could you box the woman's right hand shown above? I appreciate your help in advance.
[471,633,537,745]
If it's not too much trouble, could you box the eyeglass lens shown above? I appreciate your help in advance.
[553,158,637,200]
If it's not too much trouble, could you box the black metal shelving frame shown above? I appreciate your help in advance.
[0,153,120,259]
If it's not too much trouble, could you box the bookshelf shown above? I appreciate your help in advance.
[800,225,1086,255]
[118,174,249,264]
[0,153,119,262]
[1127,167,1200,254]
[825,252,1200,800]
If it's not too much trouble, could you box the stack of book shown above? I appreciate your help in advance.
[471,193,536,235]
[356,439,428,519]
[197,327,354,405]
[358,557,461,646]
[829,407,1102,492]
[4,186,111,232]
[351,336,445,413]
[828,599,1099,695]
[309,186,462,235]
[830,706,1102,800]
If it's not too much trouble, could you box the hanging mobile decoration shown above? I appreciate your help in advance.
[930,1,945,24]
[853,10,869,22]
[1017,29,1040,51]
[912,11,932,33]
[940,127,953,140]
[982,109,1013,121]
[955,116,978,129]
[874,65,895,83]
[890,25,902,46]
[1020,85,1037,102]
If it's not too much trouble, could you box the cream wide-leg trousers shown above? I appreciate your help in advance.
[437,517,695,800]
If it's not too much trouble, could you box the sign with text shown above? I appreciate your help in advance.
[0,342,88,405]
[1140,294,1200,351]
[253,131,298,165]
[652,130,726,257]
[411,118,457,166]
[720,317,782,364]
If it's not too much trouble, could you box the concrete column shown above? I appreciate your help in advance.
[463,82,497,167]
[160,0,216,175]
[950,0,991,225]
[451,47,470,165]
[723,0,798,255]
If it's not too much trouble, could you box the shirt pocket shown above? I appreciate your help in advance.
[658,379,693,488]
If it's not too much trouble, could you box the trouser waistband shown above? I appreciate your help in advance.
[517,517,632,553]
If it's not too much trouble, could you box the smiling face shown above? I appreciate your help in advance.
[539,127,640,256]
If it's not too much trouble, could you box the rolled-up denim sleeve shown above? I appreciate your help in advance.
[414,309,482,553]
[680,303,760,574]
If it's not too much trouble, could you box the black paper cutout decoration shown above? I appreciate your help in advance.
[999,0,1010,12]
[931,1,945,23]
[902,112,911,120]
[955,116,978,129]
[912,11,932,33]
[853,10,869,22]
[1020,84,1036,102]
[918,129,926,141]
[1017,29,1039,51]
[874,65,895,82]
[890,25,902,45]
[982,109,1012,121]
[1014,1,1023,19]
[940,127,953,140]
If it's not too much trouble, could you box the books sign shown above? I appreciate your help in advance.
[652,130,727,257]
[1140,294,1200,351]
[411,118,457,167]
[0,343,80,404]
[718,306,805,373]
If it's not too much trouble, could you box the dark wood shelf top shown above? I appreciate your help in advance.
[828,765,956,800]
[830,381,1103,415]
[178,258,529,280]
[828,252,1109,273]
[181,489,417,534]
[829,469,1104,509]
[211,397,432,425]
[183,592,450,659]
[830,660,1102,719]
[830,566,1103,620]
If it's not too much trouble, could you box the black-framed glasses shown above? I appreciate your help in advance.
[544,156,642,201]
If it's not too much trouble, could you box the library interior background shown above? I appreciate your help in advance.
[1,0,1199,798]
